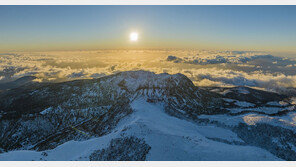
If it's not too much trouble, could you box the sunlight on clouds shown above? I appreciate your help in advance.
[0,49,296,93]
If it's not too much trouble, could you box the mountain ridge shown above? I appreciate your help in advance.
[0,70,295,160]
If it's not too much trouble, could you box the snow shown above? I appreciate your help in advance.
[234,101,255,107]
[242,113,296,128]
[0,127,121,161]
[236,87,250,94]
[166,52,276,65]
[193,125,244,143]
[223,98,235,102]
[210,88,221,93]
[40,107,52,115]
[199,112,296,132]
[266,101,290,107]
[105,71,184,92]
[126,98,280,160]
[175,108,186,114]
[0,98,282,161]
[223,98,257,108]
[288,143,296,152]
[228,106,290,114]
[278,112,296,124]
[220,89,232,95]
[291,97,296,105]
[199,114,243,126]
[0,151,41,161]
[266,101,284,106]
[243,114,274,126]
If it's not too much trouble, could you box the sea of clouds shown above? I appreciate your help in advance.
[0,50,296,93]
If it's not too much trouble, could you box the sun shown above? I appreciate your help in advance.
[129,32,138,42]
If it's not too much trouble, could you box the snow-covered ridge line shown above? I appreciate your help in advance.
[0,98,282,161]
[166,53,283,65]
[0,70,295,160]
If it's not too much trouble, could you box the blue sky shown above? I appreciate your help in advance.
[0,6,295,52]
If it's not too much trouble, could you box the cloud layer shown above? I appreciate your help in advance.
[0,50,296,93]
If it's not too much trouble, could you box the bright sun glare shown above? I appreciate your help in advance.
[130,32,138,42]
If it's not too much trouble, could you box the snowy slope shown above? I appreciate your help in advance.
[0,70,295,160]
[0,98,281,161]
[127,99,280,160]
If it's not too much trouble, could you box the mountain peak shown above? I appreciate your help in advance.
[103,70,194,92]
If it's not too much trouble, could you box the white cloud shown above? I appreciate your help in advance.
[0,50,295,93]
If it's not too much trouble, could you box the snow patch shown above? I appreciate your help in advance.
[234,101,255,108]
[39,107,53,115]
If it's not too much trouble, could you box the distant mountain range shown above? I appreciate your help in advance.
[0,71,295,160]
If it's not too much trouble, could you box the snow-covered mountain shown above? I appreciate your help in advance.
[0,71,295,160]
[166,52,280,65]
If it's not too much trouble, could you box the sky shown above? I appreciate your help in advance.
[0,6,296,52]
